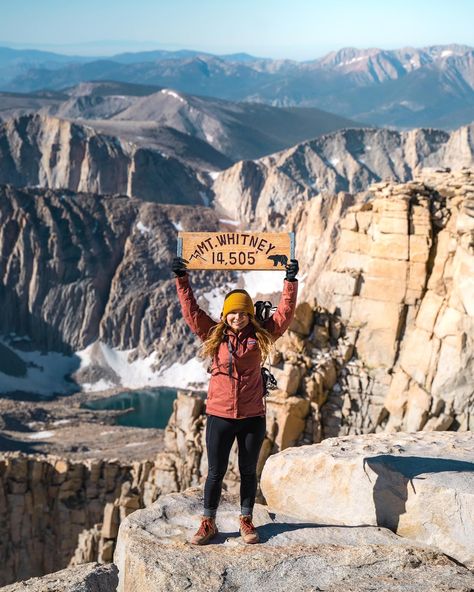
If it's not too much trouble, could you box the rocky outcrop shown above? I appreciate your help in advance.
[212,127,474,227]
[0,563,118,592]
[261,431,474,568]
[114,487,474,592]
[294,168,474,435]
[0,114,208,203]
[2,392,474,586]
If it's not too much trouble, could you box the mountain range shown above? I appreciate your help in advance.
[1,44,473,129]
[0,80,362,191]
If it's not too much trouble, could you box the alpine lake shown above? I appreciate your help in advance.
[81,387,178,429]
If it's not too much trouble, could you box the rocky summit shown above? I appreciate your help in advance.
[113,486,474,592]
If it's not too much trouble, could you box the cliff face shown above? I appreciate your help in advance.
[0,114,208,204]
[0,452,132,585]
[212,126,474,227]
[0,185,224,368]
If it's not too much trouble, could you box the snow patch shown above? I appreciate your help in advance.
[52,419,71,426]
[205,133,214,143]
[440,50,453,57]
[0,335,213,395]
[155,358,210,389]
[219,218,240,226]
[241,270,286,298]
[337,56,366,67]
[329,157,340,167]
[82,379,115,392]
[209,171,221,180]
[202,282,238,317]
[160,89,186,104]
[27,431,54,440]
[78,341,209,392]
[172,220,183,231]
[0,337,81,397]
[136,221,151,235]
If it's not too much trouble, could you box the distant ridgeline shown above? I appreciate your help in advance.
[1,44,474,128]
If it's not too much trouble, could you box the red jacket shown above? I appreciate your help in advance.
[175,275,298,419]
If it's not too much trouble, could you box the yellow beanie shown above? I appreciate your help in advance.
[221,289,254,319]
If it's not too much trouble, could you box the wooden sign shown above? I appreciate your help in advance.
[177,231,295,270]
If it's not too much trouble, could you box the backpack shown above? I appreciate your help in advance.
[254,300,278,397]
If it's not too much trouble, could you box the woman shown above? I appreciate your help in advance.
[171,255,299,545]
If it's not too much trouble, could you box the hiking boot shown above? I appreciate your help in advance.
[239,514,260,544]
[190,516,218,545]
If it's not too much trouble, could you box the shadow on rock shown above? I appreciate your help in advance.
[364,455,474,532]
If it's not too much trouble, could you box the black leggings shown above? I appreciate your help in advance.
[203,414,266,517]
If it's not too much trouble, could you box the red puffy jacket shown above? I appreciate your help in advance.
[176,275,298,419]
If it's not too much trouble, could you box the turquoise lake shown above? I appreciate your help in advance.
[82,387,178,428]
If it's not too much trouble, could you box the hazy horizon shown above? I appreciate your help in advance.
[1,0,473,60]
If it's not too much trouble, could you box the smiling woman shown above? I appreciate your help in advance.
[171,254,298,544]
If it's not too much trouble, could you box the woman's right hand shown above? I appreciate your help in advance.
[171,256,189,277]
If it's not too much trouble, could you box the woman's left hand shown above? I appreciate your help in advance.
[285,259,299,282]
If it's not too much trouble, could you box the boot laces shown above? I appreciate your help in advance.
[240,515,256,535]
[196,518,214,537]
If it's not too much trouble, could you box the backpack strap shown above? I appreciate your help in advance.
[226,334,234,377]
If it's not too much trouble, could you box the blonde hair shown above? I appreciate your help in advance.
[198,316,275,363]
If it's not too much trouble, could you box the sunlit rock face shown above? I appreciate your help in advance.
[285,168,474,436]
[0,114,207,204]
[261,431,474,568]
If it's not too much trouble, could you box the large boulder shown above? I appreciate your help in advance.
[114,487,474,592]
[260,431,474,567]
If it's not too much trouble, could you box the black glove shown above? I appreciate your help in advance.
[171,256,188,278]
[285,258,299,282]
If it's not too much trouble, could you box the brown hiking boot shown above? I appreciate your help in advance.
[190,516,218,545]
[239,514,260,544]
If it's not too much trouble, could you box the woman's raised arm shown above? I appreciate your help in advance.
[172,257,217,341]
[262,259,299,340]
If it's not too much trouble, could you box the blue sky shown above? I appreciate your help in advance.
[1,0,473,59]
